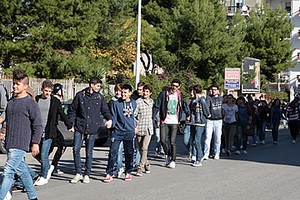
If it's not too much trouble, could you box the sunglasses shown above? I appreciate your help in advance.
[172,84,180,88]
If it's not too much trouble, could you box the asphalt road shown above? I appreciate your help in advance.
[1,127,300,200]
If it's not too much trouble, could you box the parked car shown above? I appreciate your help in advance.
[58,101,109,146]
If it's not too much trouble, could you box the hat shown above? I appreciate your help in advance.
[53,83,63,95]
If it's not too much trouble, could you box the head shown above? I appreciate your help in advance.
[137,82,145,97]
[193,84,202,97]
[188,86,194,98]
[237,96,246,106]
[52,83,63,99]
[226,94,234,104]
[89,77,102,93]
[210,84,219,96]
[143,84,153,100]
[12,69,29,97]
[171,78,181,93]
[121,84,133,102]
[272,98,281,107]
[41,80,53,99]
[261,100,267,107]
[114,83,122,98]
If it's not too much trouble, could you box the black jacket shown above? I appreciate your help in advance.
[153,89,190,123]
[68,87,112,134]
[36,95,72,139]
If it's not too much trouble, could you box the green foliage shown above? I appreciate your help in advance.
[266,91,288,100]
[245,3,294,82]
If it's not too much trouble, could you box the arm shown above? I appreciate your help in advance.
[0,85,8,121]
[100,96,112,129]
[201,98,211,118]
[29,101,43,156]
[56,98,73,130]
[152,91,163,121]
[68,93,79,125]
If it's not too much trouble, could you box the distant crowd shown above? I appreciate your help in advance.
[0,69,297,200]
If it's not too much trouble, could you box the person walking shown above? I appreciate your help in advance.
[104,84,137,182]
[270,98,282,144]
[203,84,223,160]
[286,98,299,144]
[0,69,43,200]
[69,77,112,184]
[153,78,190,168]
[135,85,154,176]
[34,80,72,186]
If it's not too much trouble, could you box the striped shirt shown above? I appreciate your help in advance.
[286,106,299,121]
[135,98,154,136]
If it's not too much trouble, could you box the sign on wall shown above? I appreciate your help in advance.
[224,68,240,90]
[241,57,260,94]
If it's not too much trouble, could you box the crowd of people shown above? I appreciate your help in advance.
[0,69,297,199]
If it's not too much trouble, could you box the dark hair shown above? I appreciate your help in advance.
[188,86,194,92]
[143,84,153,93]
[13,69,29,84]
[227,94,234,99]
[137,82,145,87]
[171,78,181,85]
[42,79,53,90]
[121,84,132,92]
[89,77,102,86]
[271,98,281,107]
[53,83,63,95]
[193,84,202,94]
[210,84,219,90]
[114,83,122,92]
[237,96,246,102]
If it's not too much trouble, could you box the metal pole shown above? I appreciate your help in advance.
[135,0,142,89]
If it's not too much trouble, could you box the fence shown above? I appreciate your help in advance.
[1,78,89,101]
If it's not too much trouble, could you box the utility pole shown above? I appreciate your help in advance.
[135,0,142,89]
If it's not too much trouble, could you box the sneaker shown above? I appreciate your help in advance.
[191,156,196,162]
[118,167,124,178]
[53,168,64,175]
[83,175,90,184]
[273,141,277,145]
[225,149,231,156]
[261,140,265,145]
[145,164,151,174]
[214,155,220,160]
[125,173,132,181]
[167,161,176,169]
[292,140,296,144]
[165,155,170,166]
[70,174,83,184]
[34,177,48,186]
[192,161,202,167]
[202,155,209,160]
[4,190,12,200]
[136,168,143,177]
[235,150,241,155]
[221,149,226,154]
[251,143,257,147]
[242,150,247,155]
[46,165,55,181]
[103,174,113,183]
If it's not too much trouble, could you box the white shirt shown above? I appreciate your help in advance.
[222,103,238,124]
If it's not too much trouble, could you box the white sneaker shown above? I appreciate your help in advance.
[168,161,176,169]
[34,177,48,186]
[242,150,248,155]
[46,165,55,181]
[214,155,220,160]
[191,156,196,162]
[118,168,124,178]
[4,190,12,200]
[54,168,64,175]
[70,174,83,184]
[235,150,241,155]
[83,175,90,184]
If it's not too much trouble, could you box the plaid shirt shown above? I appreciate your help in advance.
[135,98,154,136]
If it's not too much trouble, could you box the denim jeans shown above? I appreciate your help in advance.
[106,138,134,175]
[259,120,267,141]
[134,139,141,166]
[0,149,37,200]
[73,131,96,176]
[14,164,39,189]
[154,127,164,153]
[113,141,124,176]
[223,123,236,151]
[203,119,223,158]
[236,125,247,150]
[183,125,196,156]
[160,123,178,161]
[191,125,205,161]
[40,137,53,178]
[272,120,280,142]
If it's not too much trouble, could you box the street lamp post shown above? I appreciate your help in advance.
[135,0,142,89]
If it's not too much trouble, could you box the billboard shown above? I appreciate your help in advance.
[224,68,240,90]
[242,57,260,94]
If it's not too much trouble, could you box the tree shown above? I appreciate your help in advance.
[245,3,294,82]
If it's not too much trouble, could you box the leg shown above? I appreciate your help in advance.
[123,139,134,174]
[73,131,83,175]
[84,134,96,176]
[169,124,178,161]
[40,138,53,178]
[106,139,121,176]
[213,120,223,158]
[183,125,191,153]
[51,131,66,169]
[134,138,141,167]
[160,123,170,157]
[194,126,205,161]
[203,120,213,158]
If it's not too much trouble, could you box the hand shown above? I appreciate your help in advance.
[135,128,139,134]
[31,144,39,157]
[0,132,5,140]
[105,120,112,129]
[69,127,75,133]
[186,116,190,121]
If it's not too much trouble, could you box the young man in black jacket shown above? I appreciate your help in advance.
[69,77,112,184]
[153,78,190,169]
[34,80,73,186]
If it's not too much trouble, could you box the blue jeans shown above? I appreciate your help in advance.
[259,120,267,141]
[134,139,141,166]
[113,141,124,176]
[154,128,164,153]
[272,120,280,142]
[0,149,37,200]
[204,119,223,158]
[73,132,96,176]
[183,125,196,157]
[236,125,247,150]
[106,138,134,175]
[40,137,53,178]
[191,125,205,161]
[14,164,39,189]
